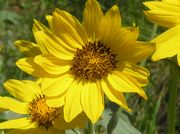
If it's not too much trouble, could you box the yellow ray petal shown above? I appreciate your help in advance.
[101,80,131,112]
[144,1,180,27]
[3,79,42,102]
[117,41,155,63]
[0,118,33,129]
[46,95,65,108]
[120,62,149,86]
[16,57,53,77]
[80,82,104,123]
[152,25,180,45]
[0,97,27,114]
[144,1,180,12]
[6,129,35,134]
[33,127,48,134]
[53,112,86,130]
[46,15,53,30]
[52,9,88,47]
[64,81,83,122]
[34,55,71,75]
[34,31,74,60]
[107,71,147,100]
[144,10,180,28]
[48,126,64,134]
[83,0,103,40]
[151,26,180,61]
[33,19,50,33]
[42,74,73,97]
[97,5,122,48]
[15,40,41,56]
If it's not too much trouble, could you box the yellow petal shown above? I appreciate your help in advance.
[53,112,86,130]
[64,81,83,122]
[97,5,122,48]
[46,15,53,30]
[46,95,65,108]
[15,40,41,56]
[144,1,180,12]
[34,55,71,75]
[34,31,74,60]
[120,62,149,86]
[42,74,73,97]
[151,26,180,61]
[101,80,131,112]
[3,79,42,102]
[33,127,48,134]
[83,0,103,40]
[48,126,64,134]
[81,82,104,123]
[33,19,50,33]
[16,57,53,77]
[117,41,155,63]
[0,97,27,114]
[100,27,139,54]
[6,129,34,134]
[0,118,33,129]
[52,9,88,47]
[107,71,147,100]
[144,10,180,28]
[144,1,180,27]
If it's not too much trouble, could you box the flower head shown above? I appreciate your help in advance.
[16,0,154,123]
[144,0,180,28]
[144,0,180,65]
[0,80,85,134]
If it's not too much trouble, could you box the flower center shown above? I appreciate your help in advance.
[28,95,60,128]
[71,41,117,82]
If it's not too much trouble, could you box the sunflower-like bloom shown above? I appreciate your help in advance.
[144,0,180,28]
[16,0,154,123]
[0,80,85,134]
[144,0,180,64]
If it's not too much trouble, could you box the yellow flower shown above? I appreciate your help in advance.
[0,79,85,134]
[144,0,180,28]
[144,0,180,64]
[16,0,154,123]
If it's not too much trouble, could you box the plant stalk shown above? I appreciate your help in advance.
[88,121,95,134]
[168,63,178,134]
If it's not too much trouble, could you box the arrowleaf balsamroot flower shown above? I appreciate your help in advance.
[144,0,180,28]
[16,0,154,123]
[144,0,180,65]
[0,80,85,134]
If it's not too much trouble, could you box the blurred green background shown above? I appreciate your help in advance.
[0,0,180,134]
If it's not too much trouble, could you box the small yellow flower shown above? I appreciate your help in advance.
[0,80,85,134]
[144,0,180,64]
[16,0,154,123]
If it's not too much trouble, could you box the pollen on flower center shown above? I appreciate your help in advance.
[71,41,117,82]
[28,95,60,128]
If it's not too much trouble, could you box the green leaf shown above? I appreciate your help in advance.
[97,109,142,134]
[0,111,25,120]
[0,10,22,25]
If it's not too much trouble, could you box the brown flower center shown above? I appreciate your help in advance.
[71,41,117,82]
[28,95,60,128]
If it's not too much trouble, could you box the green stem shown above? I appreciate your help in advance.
[72,129,81,134]
[88,121,95,134]
[150,23,158,40]
[168,63,178,134]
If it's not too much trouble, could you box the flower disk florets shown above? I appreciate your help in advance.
[71,41,117,82]
[28,95,60,128]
